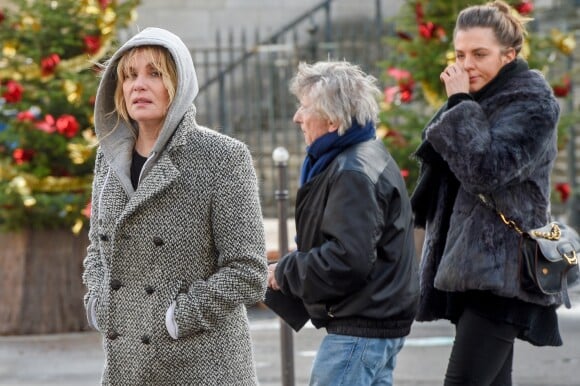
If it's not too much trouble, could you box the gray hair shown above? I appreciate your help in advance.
[289,61,381,135]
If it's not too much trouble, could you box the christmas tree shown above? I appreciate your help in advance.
[0,0,139,233]
[379,0,577,194]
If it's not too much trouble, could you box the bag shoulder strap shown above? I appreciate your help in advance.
[478,194,524,235]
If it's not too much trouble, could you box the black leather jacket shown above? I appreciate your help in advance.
[276,139,419,338]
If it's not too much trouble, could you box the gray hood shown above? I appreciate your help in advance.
[93,27,198,193]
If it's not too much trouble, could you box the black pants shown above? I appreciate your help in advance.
[444,308,521,386]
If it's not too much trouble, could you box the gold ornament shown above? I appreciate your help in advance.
[445,50,455,66]
[376,124,389,139]
[1,164,92,193]
[57,35,112,73]
[379,100,392,112]
[35,175,93,193]
[128,9,138,25]
[8,176,37,207]
[2,42,17,58]
[551,29,576,56]
[72,218,84,235]
[67,142,95,165]
[520,40,530,59]
[21,15,41,31]
[63,79,83,104]
[99,8,117,35]
[421,81,444,108]
[82,128,98,146]
[81,0,101,16]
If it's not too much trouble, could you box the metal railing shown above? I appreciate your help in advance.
[190,0,388,216]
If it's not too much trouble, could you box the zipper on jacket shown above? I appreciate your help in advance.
[138,151,156,186]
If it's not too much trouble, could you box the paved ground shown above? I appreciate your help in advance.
[1,287,579,386]
[1,220,579,385]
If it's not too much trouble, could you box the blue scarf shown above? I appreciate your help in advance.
[300,120,376,186]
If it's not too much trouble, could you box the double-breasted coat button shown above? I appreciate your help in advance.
[107,330,119,340]
[145,285,155,295]
[99,234,109,241]
[152,236,164,246]
[141,335,151,345]
[111,279,122,291]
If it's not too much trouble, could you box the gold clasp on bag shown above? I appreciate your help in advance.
[531,223,561,241]
[563,250,577,265]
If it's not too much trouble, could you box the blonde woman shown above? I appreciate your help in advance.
[82,27,267,385]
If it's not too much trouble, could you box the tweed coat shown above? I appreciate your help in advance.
[82,28,267,385]
[416,61,561,321]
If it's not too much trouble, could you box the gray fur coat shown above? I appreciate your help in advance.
[417,62,561,320]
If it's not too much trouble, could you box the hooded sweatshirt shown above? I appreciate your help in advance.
[94,27,198,195]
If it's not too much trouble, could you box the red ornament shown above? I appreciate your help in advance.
[384,86,398,104]
[435,26,447,41]
[35,114,56,133]
[17,110,36,121]
[99,0,111,9]
[419,22,435,39]
[401,169,410,179]
[56,114,80,138]
[387,68,412,82]
[552,75,571,97]
[40,53,61,76]
[396,31,413,41]
[0,10,5,24]
[515,0,534,15]
[415,3,424,24]
[400,88,413,103]
[555,182,571,203]
[385,128,407,147]
[84,35,101,55]
[419,21,445,41]
[82,200,92,218]
[386,67,415,103]
[13,148,35,164]
[2,80,24,103]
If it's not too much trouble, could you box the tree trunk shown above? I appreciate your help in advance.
[0,229,89,335]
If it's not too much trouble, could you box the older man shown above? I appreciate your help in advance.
[267,61,419,386]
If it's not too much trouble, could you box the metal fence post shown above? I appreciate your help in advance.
[272,147,295,386]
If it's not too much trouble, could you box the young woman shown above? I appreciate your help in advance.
[411,2,562,385]
[82,27,267,385]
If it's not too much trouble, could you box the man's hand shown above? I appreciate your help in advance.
[267,263,280,291]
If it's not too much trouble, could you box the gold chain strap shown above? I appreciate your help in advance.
[479,194,560,240]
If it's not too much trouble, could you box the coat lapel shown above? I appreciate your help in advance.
[117,151,180,223]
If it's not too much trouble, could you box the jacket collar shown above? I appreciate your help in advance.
[104,108,193,196]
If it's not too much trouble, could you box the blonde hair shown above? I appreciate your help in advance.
[289,61,381,135]
[112,45,178,127]
[454,0,533,55]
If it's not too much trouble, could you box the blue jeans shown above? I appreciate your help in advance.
[309,333,405,386]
